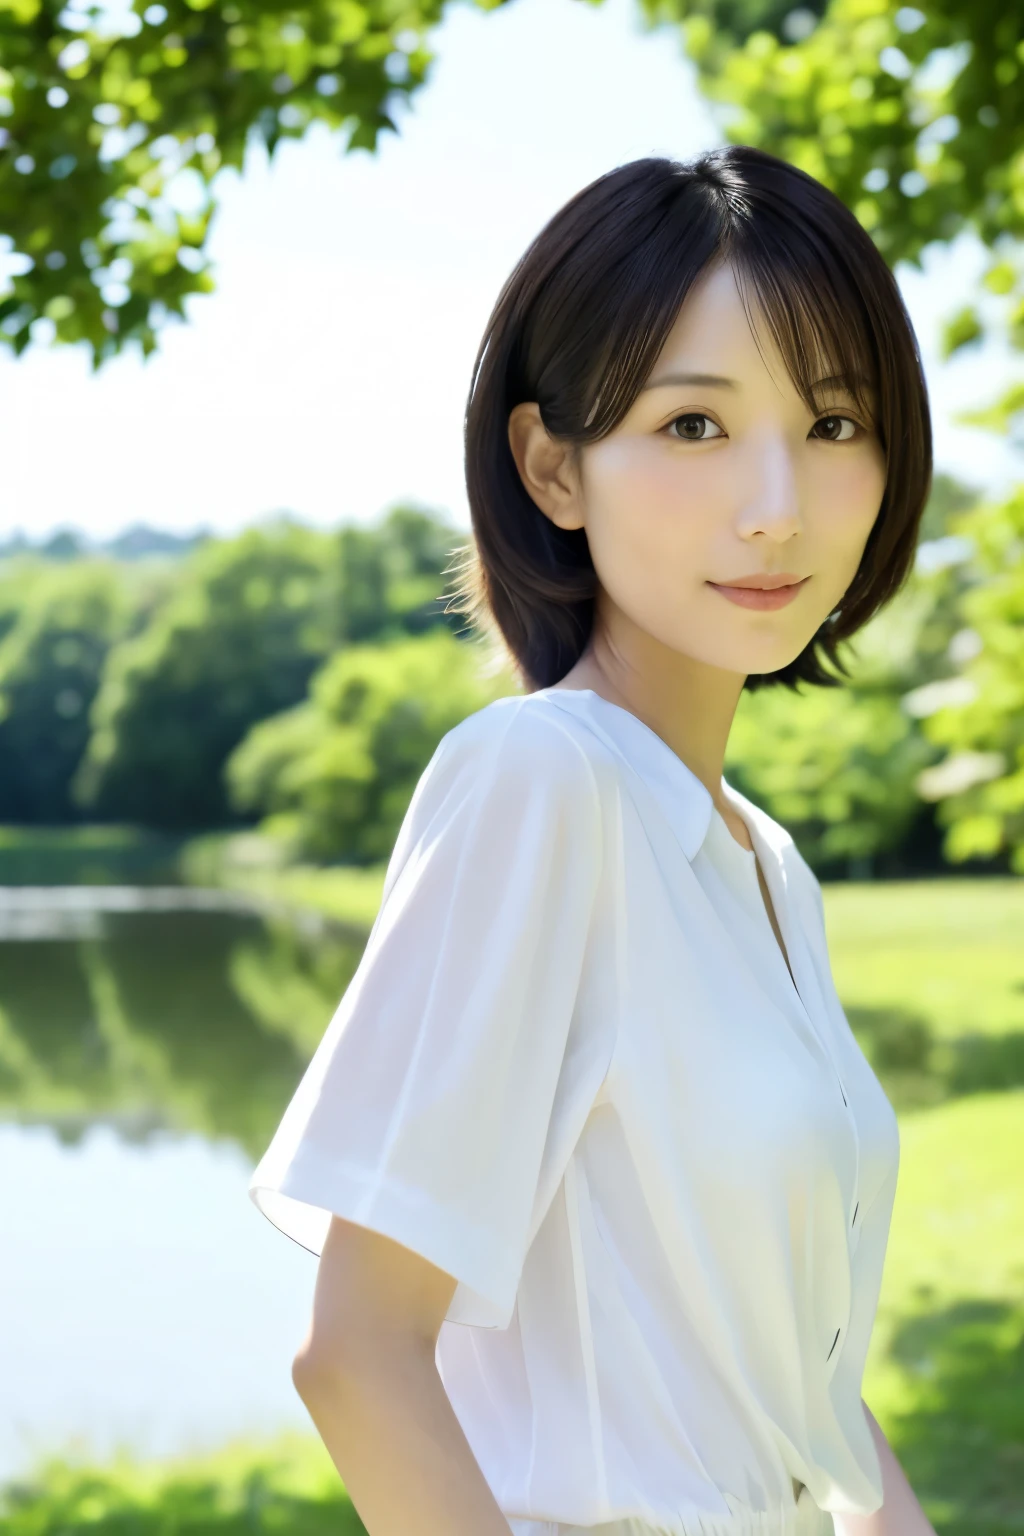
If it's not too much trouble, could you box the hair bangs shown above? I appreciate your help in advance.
[729,238,882,444]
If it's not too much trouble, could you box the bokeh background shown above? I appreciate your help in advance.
[0,0,1022,1532]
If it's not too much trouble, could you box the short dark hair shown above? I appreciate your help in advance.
[449,146,933,694]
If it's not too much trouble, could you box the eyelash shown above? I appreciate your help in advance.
[665,412,865,444]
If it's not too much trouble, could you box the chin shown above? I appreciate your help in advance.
[655,628,806,677]
[704,640,804,674]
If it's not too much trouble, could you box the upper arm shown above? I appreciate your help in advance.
[253,700,605,1338]
[295,1215,458,1379]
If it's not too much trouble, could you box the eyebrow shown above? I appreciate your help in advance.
[642,371,739,392]
[642,370,874,396]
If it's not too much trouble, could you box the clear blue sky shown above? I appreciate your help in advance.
[1,0,1019,540]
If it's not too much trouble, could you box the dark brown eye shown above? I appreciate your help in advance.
[812,415,857,442]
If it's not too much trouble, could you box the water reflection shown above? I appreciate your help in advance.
[0,896,368,1155]
[1,890,371,1482]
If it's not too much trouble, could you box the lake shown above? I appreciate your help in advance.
[0,883,369,1484]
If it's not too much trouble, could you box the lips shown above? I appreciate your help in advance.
[712,574,806,590]
[707,576,810,611]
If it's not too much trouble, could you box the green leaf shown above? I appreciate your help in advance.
[939,304,983,360]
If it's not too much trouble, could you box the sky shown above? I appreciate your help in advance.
[1,0,1020,541]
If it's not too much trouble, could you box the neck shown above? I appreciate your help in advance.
[550,609,747,811]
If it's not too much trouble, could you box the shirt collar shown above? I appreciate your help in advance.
[532,688,793,867]
[719,777,794,865]
[533,688,715,861]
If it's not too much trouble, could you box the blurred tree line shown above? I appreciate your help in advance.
[0,482,1019,880]
[0,504,503,837]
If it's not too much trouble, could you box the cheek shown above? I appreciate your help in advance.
[813,450,886,557]
[581,440,712,571]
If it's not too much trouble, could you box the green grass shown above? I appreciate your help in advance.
[0,824,389,928]
[237,863,388,932]
[0,1432,360,1535]
[177,830,388,933]
[819,878,1024,1531]
[861,1091,1024,1534]
[823,877,1024,1112]
[823,878,1024,1043]
[0,825,184,886]
[0,826,149,850]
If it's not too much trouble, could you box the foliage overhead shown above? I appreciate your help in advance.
[640,0,1022,265]
[3,0,1023,370]
[0,0,468,365]
[638,0,1024,432]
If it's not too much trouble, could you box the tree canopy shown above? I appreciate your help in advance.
[0,0,452,363]
[640,0,1022,265]
[2,0,1021,368]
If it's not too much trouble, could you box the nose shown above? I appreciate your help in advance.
[737,431,802,541]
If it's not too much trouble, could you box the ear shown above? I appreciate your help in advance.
[507,402,585,531]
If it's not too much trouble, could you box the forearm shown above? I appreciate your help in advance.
[293,1337,513,1536]
[833,1400,936,1536]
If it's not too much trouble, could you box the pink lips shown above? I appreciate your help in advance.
[707,576,810,611]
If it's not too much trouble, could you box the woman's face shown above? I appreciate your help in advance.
[519,259,887,682]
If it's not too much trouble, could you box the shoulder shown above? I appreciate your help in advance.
[431,692,605,804]
[388,695,606,868]
[378,695,607,912]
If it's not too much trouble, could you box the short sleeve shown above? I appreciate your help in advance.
[247,696,604,1330]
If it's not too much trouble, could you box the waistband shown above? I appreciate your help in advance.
[507,1488,834,1536]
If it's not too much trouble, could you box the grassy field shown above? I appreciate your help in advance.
[860,1092,1024,1535]
[0,1433,354,1536]
[2,875,1021,1533]
[825,877,1024,1063]
[177,830,390,932]
[824,877,1024,1535]
[0,825,184,886]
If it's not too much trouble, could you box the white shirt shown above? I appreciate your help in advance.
[248,686,901,1536]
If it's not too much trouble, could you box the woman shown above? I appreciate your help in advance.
[248,147,937,1536]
